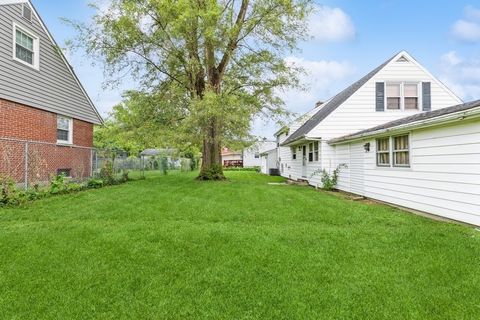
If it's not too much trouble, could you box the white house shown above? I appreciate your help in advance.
[243,140,277,167]
[274,51,480,226]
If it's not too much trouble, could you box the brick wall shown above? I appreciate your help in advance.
[0,98,95,184]
[0,98,94,147]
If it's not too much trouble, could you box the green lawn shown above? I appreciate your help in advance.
[0,172,479,319]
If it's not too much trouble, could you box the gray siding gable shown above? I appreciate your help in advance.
[0,1,103,124]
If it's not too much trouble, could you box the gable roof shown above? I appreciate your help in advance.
[0,0,103,124]
[329,100,480,144]
[281,53,400,146]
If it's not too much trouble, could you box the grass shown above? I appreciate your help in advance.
[0,171,479,319]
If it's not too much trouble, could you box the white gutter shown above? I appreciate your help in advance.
[329,107,480,145]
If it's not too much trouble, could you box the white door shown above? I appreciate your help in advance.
[302,145,307,178]
[349,142,365,196]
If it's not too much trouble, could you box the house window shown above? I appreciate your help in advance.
[404,84,418,110]
[13,24,39,69]
[376,135,411,168]
[386,82,419,111]
[393,135,410,167]
[57,115,72,144]
[313,141,319,161]
[291,147,297,160]
[386,83,401,110]
[308,143,314,162]
[254,153,260,159]
[376,138,390,166]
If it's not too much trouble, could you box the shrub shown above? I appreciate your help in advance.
[316,164,348,191]
[67,183,84,193]
[100,161,116,185]
[50,174,69,195]
[197,164,225,180]
[0,177,26,206]
[117,170,130,183]
[87,179,104,189]
[160,157,169,175]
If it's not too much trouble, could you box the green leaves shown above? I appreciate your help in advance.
[70,0,313,154]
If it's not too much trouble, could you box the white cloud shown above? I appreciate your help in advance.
[439,51,480,101]
[309,6,356,42]
[441,51,461,66]
[252,57,356,137]
[283,57,355,112]
[451,6,480,42]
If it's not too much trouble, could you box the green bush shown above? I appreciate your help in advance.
[87,179,104,189]
[314,164,348,191]
[50,174,69,195]
[197,164,225,180]
[117,170,130,183]
[160,157,168,175]
[100,161,116,185]
[67,183,84,193]
[0,177,26,206]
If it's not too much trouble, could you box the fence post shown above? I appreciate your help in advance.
[24,142,29,190]
[90,148,93,178]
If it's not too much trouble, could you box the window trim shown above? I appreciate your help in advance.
[308,143,314,162]
[376,134,411,168]
[57,115,73,145]
[392,134,411,167]
[12,22,40,70]
[384,82,421,111]
[376,137,391,167]
[313,141,319,162]
[291,147,297,160]
[386,83,401,110]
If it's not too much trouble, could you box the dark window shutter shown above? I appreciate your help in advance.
[422,82,431,111]
[376,82,385,112]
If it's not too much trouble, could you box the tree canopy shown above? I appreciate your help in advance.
[69,0,313,179]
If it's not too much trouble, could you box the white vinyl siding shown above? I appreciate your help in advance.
[334,119,480,226]
[308,56,462,142]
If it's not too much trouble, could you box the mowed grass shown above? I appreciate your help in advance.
[0,171,479,319]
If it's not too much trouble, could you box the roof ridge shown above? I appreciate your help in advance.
[281,52,400,145]
[329,100,480,144]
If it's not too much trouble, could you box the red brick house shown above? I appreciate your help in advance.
[0,0,103,184]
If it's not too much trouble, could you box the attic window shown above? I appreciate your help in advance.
[22,4,32,22]
[397,56,409,63]
[13,24,39,69]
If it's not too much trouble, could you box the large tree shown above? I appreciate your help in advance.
[69,0,312,180]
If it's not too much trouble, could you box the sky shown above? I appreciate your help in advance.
[33,0,480,138]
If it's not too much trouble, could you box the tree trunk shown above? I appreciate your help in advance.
[198,117,225,180]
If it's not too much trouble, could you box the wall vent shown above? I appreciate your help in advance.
[22,4,32,22]
[397,56,409,62]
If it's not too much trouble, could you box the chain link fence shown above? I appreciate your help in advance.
[0,138,197,189]
[0,138,141,189]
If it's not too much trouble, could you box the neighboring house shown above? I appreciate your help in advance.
[275,51,480,226]
[243,140,277,168]
[221,147,243,167]
[0,0,102,183]
[260,148,278,175]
